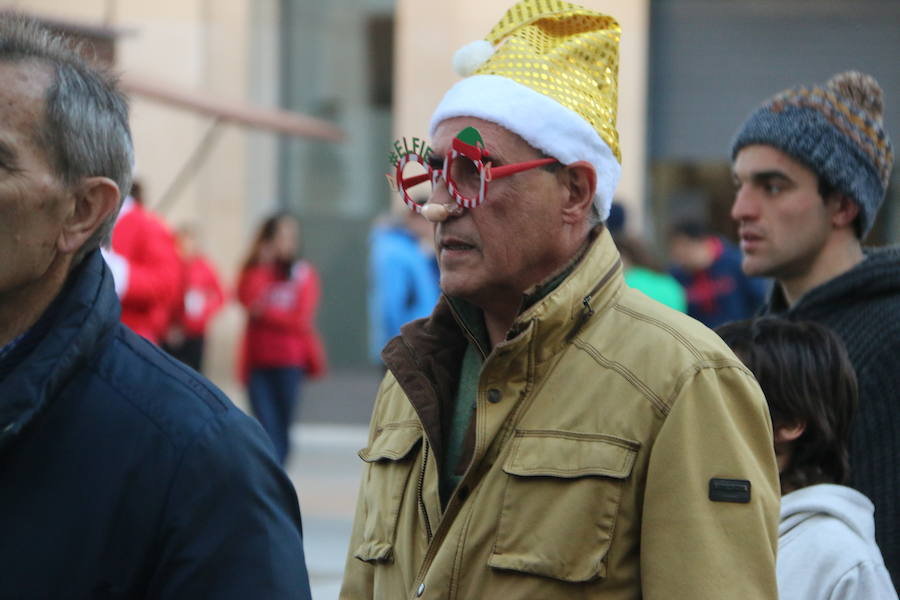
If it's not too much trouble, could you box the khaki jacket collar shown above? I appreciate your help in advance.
[381,227,623,467]
[512,227,623,364]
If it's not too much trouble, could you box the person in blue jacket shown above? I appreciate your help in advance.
[0,15,312,599]
[368,210,441,364]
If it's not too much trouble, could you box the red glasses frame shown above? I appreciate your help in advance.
[392,140,558,213]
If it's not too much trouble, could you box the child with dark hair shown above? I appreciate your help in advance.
[717,318,895,598]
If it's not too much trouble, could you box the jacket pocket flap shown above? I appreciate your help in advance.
[358,423,422,463]
[503,431,640,479]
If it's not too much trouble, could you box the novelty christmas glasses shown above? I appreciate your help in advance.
[388,126,558,214]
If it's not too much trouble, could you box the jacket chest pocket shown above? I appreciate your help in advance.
[488,430,639,583]
[354,422,422,563]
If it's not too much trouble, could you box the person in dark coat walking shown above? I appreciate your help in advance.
[0,15,312,599]
[731,70,898,587]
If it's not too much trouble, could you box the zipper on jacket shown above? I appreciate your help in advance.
[446,299,489,360]
[566,258,622,342]
[417,441,433,542]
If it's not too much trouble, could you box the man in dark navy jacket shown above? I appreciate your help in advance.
[0,15,312,599]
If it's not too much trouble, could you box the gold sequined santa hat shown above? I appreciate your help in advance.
[429,0,622,220]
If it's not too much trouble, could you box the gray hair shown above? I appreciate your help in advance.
[0,14,133,263]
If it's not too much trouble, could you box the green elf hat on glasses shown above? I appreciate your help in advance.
[453,126,486,155]
[429,0,622,221]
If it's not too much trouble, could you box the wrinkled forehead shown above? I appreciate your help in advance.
[0,60,53,155]
[0,59,52,108]
[0,61,52,137]
[431,116,538,161]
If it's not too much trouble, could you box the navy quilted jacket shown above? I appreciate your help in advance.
[0,250,312,599]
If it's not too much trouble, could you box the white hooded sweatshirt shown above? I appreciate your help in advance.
[778,484,896,599]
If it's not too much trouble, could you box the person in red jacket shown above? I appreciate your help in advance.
[237,213,327,464]
[104,181,182,343]
[163,225,226,372]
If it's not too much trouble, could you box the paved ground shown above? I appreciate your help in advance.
[285,424,369,600]
[294,369,382,425]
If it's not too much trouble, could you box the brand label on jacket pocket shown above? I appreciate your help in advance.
[708,478,751,503]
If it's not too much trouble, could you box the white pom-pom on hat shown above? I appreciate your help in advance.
[452,40,495,77]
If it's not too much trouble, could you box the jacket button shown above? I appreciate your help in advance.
[487,388,502,403]
[416,583,425,597]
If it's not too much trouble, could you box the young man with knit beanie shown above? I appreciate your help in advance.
[731,71,899,586]
[342,2,780,598]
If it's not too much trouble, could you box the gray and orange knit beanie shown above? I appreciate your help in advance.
[731,71,893,236]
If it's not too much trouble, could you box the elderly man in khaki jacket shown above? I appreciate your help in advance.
[341,2,780,598]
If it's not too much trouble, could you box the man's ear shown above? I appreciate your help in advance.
[559,160,596,225]
[828,193,860,230]
[57,176,121,255]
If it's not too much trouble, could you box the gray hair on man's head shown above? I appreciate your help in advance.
[0,13,133,263]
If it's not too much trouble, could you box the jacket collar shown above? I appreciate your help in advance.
[0,250,121,449]
[508,227,623,364]
[382,227,624,461]
[443,229,597,360]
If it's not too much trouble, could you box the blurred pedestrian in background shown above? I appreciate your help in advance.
[238,213,327,464]
[163,224,226,372]
[367,206,440,367]
[103,179,183,344]
[616,235,687,312]
[608,202,686,312]
[718,318,895,599]
[0,15,312,598]
[668,220,767,327]
[732,71,898,584]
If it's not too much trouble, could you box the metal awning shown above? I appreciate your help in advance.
[6,11,345,210]
[118,73,346,211]
[10,11,343,141]
[119,73,345,142]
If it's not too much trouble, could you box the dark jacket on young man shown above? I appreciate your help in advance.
[0,250,312,599]
[762,245,900,585]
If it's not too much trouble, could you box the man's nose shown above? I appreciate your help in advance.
[421,179,463,222]
[731,184,758,222]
